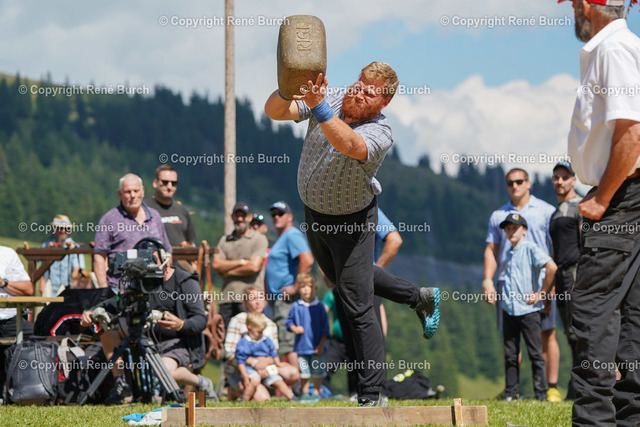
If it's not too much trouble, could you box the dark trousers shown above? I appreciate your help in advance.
[219,302,244,330]
[0,316,34,388]
[556,265,578,399]
[328,289,384,395]
[304,198,419,398]
[572,178,640,427]
[503,311,547,400]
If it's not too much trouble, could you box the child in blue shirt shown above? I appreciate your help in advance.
[235,312,295,402]
[286,273,330,402]
[500,213,557,401]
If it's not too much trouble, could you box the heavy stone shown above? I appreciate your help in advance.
[277,15,327,100]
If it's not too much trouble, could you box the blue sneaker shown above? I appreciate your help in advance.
[300,393,320,403]
[413,287,440,339]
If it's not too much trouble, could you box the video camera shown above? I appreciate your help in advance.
[108,238,170,294]
[105,238,170,335]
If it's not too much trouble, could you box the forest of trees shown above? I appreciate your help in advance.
[0,73,559,263]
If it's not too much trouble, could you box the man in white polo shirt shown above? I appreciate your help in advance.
[560,0,640,425]
[0,246,33,388]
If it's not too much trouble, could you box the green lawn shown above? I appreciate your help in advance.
[0,362,573,426]
[0,397,572,426]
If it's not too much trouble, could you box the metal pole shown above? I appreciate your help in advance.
[224,0,236,234]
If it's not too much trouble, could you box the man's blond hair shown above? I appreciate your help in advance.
[361,62,399,101]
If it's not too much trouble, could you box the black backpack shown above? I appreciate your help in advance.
[4,340,59,405]
[381,369,436,400]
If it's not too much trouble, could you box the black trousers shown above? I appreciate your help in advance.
[556,264,578,398]
[572,177,640,427]
[304,198,419,398]
[503,311,547,400]
[219,302,244,330]
[327,289,385,395]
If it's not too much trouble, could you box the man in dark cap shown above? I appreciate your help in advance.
[213,202,269,327]
[549,161,582,400]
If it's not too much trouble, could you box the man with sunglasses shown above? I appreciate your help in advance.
[265,200,314,365]
[145,165,197,248]
[265,62,441,407]
[483,168,559,401]
[559,0,640,424]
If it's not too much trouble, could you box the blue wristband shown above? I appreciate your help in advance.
[311,100,334,124]
[278,90,292,101]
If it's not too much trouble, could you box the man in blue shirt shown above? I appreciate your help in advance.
[265,200,314,365]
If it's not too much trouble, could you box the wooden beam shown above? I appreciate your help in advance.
[162,405,488,426]
[188,392,196,426]
[454,398,464,426]
[14,245,213,285]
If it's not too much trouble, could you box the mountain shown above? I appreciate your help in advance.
[1,72,560,265]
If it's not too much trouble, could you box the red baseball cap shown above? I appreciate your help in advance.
[558,0,639,12]
[557,0,629,5]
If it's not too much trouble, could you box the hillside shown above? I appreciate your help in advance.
[0,72,558,264]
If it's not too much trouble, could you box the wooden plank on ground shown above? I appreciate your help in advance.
[453,398,464,426]
[162,405,488,426]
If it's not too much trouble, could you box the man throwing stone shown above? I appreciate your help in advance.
[265,62,440,407]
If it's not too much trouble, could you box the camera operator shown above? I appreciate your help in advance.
[80,243,213,404]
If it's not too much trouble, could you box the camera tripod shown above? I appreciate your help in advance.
[78,331,186,405]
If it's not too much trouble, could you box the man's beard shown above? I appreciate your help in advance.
[341,92,381,122]
[575,3,593,42]
[555,186,568,196]
[235,223,249,233]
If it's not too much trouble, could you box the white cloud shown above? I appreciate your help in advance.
[0,0,571,106]
[385,73,581,180]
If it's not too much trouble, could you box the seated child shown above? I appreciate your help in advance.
[235,312,296,402]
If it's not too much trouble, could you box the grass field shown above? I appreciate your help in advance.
[0,397,572,426]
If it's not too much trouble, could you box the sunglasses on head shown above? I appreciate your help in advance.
[160,179,178,186]
[507,179,526,187]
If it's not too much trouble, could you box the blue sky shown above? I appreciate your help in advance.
[1,0,639,182]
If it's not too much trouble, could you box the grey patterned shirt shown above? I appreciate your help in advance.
[295,87,393,215]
